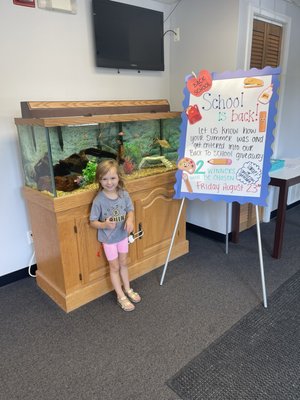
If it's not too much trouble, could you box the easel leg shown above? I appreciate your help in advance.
[225,203,229,254]
[160,198,185,286]
[255,205,268,308]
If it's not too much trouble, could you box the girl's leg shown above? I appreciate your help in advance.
[103,242,125,298]
[118,252,130,292]
[119,252,141,303]
[109,259,135,311]
[108,258,125,299]
[103,242,135,311]
[109,258,135,311]
[116,238,131,292]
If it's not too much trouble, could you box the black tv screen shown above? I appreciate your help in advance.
[92,0,164,71]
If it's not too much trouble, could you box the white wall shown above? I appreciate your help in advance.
[1,0,299,276]
[168,0,300,233]
[168,0,240,233]
[169,0,240,110]
[0,0,172,277]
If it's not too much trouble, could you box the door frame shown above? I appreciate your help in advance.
[237,2,291,224]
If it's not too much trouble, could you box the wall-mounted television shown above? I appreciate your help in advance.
[92,0,164,71]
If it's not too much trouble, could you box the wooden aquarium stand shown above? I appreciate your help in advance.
[18,100,189,312]
[23,172,188,312]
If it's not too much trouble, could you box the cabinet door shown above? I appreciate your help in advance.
[75,214,136,284]
[75,215,108,284]
[134,185,185,260]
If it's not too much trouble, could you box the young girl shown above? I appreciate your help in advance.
[90,159,141,312]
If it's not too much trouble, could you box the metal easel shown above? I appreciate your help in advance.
[160,200,267,308]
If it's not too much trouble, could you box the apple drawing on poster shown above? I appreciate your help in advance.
[186,70,213,97]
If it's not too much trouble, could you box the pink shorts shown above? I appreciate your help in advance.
[102,237,128,261]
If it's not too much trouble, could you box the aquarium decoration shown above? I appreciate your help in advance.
[81,160,97,185]
[139,156,173,169]
[117,131,126,164]
[123,156,135,175]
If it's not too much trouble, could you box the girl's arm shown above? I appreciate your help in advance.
[90,218,116,230]
[90,220,103,230]
[124,210,134,233]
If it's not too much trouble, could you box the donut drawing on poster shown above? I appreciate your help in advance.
[178,157,196,192]
[174,67,281,206]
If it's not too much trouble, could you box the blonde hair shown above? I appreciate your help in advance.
[95,159,125,192]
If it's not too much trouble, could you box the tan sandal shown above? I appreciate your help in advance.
[125,288,141,303]
[117,296,135,312]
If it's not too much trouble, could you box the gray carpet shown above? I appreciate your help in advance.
[1,205,300,400]
[167,268,300,400]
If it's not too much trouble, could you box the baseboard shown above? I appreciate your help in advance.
[187,223,231,243]
[270,199,300,220]
[0,265,37,288]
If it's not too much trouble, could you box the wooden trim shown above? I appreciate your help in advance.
[23,171,177,213]
[237,19,282,233]
[20,99,171,118]
[15,111,181,127]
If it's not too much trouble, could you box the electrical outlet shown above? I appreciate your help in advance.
[174,27,180,42]
[27,230,33,244]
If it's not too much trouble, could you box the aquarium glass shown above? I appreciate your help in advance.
[17,125,55,195]
[17,117,181,196]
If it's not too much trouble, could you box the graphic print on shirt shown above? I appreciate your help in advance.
[103,204,126,223]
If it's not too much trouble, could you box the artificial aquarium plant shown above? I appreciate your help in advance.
[75,160,97,187]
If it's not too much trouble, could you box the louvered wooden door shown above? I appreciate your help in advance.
[251,19,282,68]
[237,19,282,232]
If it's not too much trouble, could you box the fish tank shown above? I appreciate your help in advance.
[15,100,181,197]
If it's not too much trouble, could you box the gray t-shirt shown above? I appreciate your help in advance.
[89,189,134,244]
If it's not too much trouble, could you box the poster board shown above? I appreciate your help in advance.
[174,67,281,206]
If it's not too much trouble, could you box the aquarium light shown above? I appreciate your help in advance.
[66,123,99,127]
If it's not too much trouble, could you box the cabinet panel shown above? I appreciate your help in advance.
[57,218,82,292]
[30,204,67,293]
[75,214,136,285]
[75,215,108,284]
[135,185,184,260]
